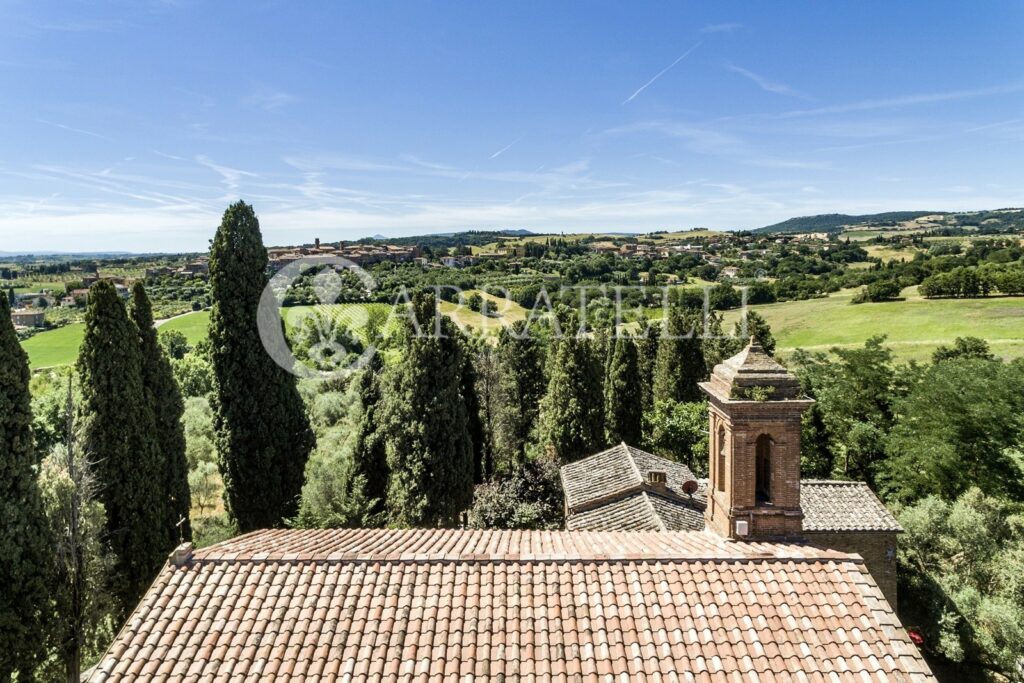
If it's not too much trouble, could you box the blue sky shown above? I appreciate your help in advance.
[1,1,1022,252]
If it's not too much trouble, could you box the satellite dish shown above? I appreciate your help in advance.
[682,479,699,495]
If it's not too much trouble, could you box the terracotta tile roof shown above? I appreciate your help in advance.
[801,480,903,532]
[92,529,932,682]
[563,448,901,534]
[561,443,704,513]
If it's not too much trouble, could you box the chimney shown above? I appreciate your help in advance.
[315,237,321,249]
[170,542,193,566]
[646,470,668,490]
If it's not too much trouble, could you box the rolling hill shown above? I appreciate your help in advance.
[755,212,939,234]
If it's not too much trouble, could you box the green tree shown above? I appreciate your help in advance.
[467,456,564,530]
[932,336,995,364]
[131,283,191,544]
[77,280,167,614]
[347,355,389,516]
[6,286,15,307]
[158,329,191,360]
[792,337,903,486]
[732,310,776,356]
[636,319,660,414]
[36,384,115,683]
[604,336,642,445]
[643,400,709,476]
[171,350,215,398]
[538,334,604,462]
[461,347,487,482]
[381,293,474,526]
[0,295,52,681]
[897,489,1024,678]
[653,307,706,404]
[880,358,1024,503]
[493,321,546,472]
[208,201,315,531]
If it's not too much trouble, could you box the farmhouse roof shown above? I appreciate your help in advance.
[92,528,931,681]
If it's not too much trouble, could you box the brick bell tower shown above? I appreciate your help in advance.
[699,338,814,541]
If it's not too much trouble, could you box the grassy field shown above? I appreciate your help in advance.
[157,310,210,345]
[21,323,85,370]
[721,288,1024,362]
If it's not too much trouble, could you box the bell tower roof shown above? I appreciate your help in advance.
[703,337,803,402]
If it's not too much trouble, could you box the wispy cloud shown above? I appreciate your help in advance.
[727,65,810,99]
[490,136,523,159]
[778,82,1024,118]
[701,23,742,34]
[196,156,258,197]
[241,86,298,111]
[623,42,702,104]
[36,118,109,140]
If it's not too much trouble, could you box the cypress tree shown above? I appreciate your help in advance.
[604,336,642,445]
[653,307,706,404]
[348,353,388,516]
[78,280,166,614]
[538,335,604,462]
[493,321,546,471]
[131,283,191,544]
[636,319,660,414]
[0,295,52,681]
[208,201,315,531]
[733,310,776,356]
[382,293,474,527]
[461,349,487,483]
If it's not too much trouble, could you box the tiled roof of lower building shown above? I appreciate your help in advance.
[560,443,703,513]
[562,447,902,534]
[92,528,933,682]
[801,480,903,532]
[564,491,705,532]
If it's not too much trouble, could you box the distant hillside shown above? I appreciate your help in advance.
[756,212,939,234]
[352,229,537,250]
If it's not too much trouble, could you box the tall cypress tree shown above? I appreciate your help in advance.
[493,321,546,470]
[653,307,706,404]
[131,283,191,544]
[348,353,388,516]
[461,348,487,483]
[636,319,660,414]
[78,280,166,614]
[0,296,52,681]
[382,293,474,527]
[208,201,315,531]
[604,336,642,445]
[538,335,604,462]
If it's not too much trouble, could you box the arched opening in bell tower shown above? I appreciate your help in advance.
[755,434,773,505]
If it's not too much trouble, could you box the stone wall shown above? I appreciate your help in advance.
[804,530,899,608]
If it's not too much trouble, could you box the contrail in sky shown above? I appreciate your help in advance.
[490,135,523,159]
[623,41,702,104]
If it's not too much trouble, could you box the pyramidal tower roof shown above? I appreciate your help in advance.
[702,337,804,401]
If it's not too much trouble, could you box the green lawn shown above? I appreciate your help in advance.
[22,310,211,370]
[157,310,211,345]
[721,288,1024,362]
[21,323,85,370]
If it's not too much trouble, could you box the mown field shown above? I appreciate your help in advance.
[722,287,1024,362]
[21,287,1024,368]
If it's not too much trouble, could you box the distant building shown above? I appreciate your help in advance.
[11,309,45,328]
